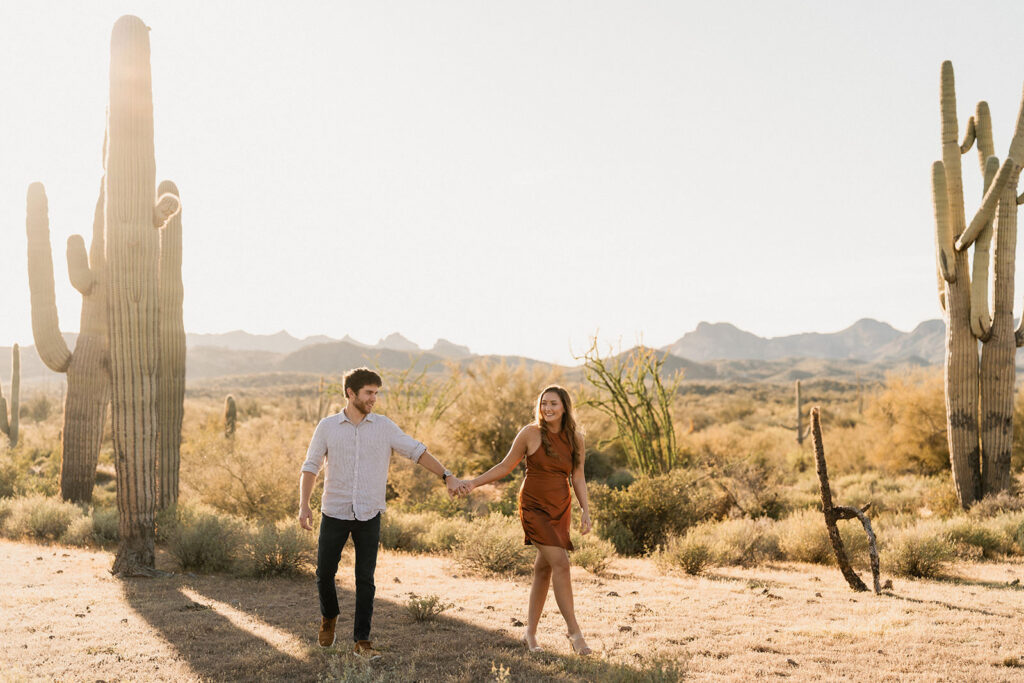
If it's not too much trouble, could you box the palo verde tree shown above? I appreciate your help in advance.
[931,61,1024,507]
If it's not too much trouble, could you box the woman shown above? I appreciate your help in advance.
[458,385,593,655]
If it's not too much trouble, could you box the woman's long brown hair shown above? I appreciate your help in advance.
[534,385,581,471]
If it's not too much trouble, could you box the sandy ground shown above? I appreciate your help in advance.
[2,538,1024,682]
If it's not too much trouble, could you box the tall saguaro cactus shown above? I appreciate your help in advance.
[931,61,1024,508]
[107,15,180,575]
[25,179,111,503]
[157,180,185,510]
[0,345,20,447]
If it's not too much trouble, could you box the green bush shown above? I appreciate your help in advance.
[166,506,247,573]
[244,520,316,577]
[455,513,534,575]
[591,471,725,555]
[656,533,711,575]
[569,531,615,575]
[883,523,954,578]
[1,495,83,541]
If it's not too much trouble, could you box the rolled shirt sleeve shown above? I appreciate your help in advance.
[386,418,426,462]
[301,418,328,475]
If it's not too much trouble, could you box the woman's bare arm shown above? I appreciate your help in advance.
[466,425,535,491]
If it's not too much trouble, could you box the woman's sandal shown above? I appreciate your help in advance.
[521,632,543,653]
[566,631,592,655]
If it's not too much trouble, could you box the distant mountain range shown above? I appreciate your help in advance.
[0,318,1003,386]
[663,318,947,365]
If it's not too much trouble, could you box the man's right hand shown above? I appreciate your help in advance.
[298,506,313,530]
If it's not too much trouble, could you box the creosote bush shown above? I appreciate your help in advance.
[686,517,781,567]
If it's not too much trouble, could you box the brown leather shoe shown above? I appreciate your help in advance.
[318,616,338,647]
[353,640,381,661]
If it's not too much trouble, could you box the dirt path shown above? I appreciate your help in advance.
[3,538,1024,681]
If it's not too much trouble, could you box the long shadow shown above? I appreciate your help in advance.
[930,575,1024,592]
[879,590,1016,618]
[122,561,686,682]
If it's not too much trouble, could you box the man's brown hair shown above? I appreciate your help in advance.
[343,367,382,396]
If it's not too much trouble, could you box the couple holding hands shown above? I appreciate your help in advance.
[298,367,593,658]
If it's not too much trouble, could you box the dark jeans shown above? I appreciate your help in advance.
[316,512,381,642]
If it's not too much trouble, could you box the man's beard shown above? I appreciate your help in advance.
[350,397,373,415]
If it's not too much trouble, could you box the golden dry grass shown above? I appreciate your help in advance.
[3,539,1024,681]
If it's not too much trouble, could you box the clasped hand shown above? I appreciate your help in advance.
[445,476,475,498]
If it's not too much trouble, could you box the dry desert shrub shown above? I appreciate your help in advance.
[969,490,1024,517]
[455,512,534,576]
[686,517,781,567]
[860,369,948,474]
[774,508,868,565]
[0,495,82,541]
[244,519,316,577]
[881,521,955,578]
[447,359,564,466]
[405,593,454,622]
[656,533,711,575]
[164,504,248,573]
[181,412,314,523]
[569,530,616,575]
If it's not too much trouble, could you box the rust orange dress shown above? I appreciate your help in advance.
[518,428,575,550]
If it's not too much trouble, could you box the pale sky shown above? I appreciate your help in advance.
[2,1,1023,365]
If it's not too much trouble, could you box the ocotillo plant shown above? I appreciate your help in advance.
[224,394,237,439]
[26,179,111,503]
[106,15,181,575]
[931,61,1024,507]
[0,345,20,447]
[157,180,185,510]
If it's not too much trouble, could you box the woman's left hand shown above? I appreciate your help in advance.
[580,510,592,535]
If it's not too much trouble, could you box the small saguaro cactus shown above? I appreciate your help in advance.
[224,394,237,438]
[25,179,111,503]
[0,345,21,447]
[931,61,1024,508]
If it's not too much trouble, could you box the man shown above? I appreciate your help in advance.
[298,367,463,656]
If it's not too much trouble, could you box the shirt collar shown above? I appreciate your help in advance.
[339,410,376,424]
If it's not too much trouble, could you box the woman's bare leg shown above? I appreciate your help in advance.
[535,543,587,648]
[525,549,551,648]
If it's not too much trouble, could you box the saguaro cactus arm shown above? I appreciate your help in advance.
[932,162,954,287]
[26,183,72,372]
[959,115,976,152]
[67,235,95,295]
[956,157,1014,251]
[153,193,180,228]
[967,156,1001,340]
